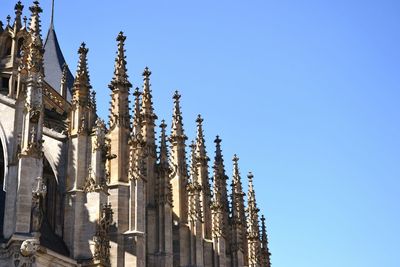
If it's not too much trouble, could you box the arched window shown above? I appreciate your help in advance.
[2,37,12,57]
[40,158,69,256]
[42,158,63,237]
[17,38,24,58]
[0,139,6,238]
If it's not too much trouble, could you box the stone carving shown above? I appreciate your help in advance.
[82,165,107,193]
[20,239,39,257]
[82,166,97,193]
[31,176,46,233]
[23,126,44,158]
[93,204,113,266]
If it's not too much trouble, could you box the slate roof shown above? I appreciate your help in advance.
[43,24,74,101]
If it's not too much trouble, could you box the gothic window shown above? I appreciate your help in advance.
[17,38,24,57]
[1,37,12,57]
[0,76,10,95]
[40,158,69,256]
[0,140,6,238]
[42,158,63,237]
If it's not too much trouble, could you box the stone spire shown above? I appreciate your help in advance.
[247,172,261,267]
[109,31,131,89]
[159,120,169,170]
[132,87,142,135]
[140,67,159,264]
[187,141,204,266]
[108,31,131,130]
[141,67,156,120]
[155,120,174,266]
[140,67,157,159]
[211,135,230,266]
[171,91,185,139]
[195,115,207,162]
[157,120,172,205]
[72,43,91,106]
[188,141,202,220]
[260,215,271,267]
[13,1,24,31]
[212,135,230,236]
[169,90,190,266]
[195,114,212,241]
[27,1,44,75]
[230,154,247,267]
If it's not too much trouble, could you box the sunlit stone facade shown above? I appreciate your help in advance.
[0,1,271,266]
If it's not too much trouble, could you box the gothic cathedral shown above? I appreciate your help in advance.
[0,1,271,266]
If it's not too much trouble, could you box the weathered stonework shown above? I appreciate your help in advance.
[0,1,271,267]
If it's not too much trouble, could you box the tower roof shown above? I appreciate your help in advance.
[43,3,73,101]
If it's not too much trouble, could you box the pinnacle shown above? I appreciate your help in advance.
[160,119,167,130]
[196,114,203,125]
[29,1,43,35]
[78,42,88,55]
[133,87,141,97]
[142,66,151,79]
[73,42,91,102]
[159,119,169,163]
[214,136,222,158]
[30,1,43,14]
[248,172,254,187]
[195,114,207,162]
[173,90,181,101]
[141,66,156,120]
[132,87,142,135]
[171,90,186,141]
[27,0,44,74]
[117,31,126,42]
[110,31,131,89]
[15,1,24,12]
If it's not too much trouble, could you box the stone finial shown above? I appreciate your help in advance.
[6,15,11,27]
[26,1,44,74]
[230,153,247,256]
[109,31,131,89]
[142,66,151,79]
[90,90,97,112]
[23,16,27,28]
[15,1,24,12]
[141,66,156,119]
[132,87,142,135]
[211,135,230,238]
[14,1,24,30]
[246,172,261,266]
[195,114,207,162]
[157,120,173,205]
[171,90,186,141]
[28,1,43,36]
[72,42,92,105]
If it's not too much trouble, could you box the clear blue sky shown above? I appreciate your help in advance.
[2,1,400,266]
